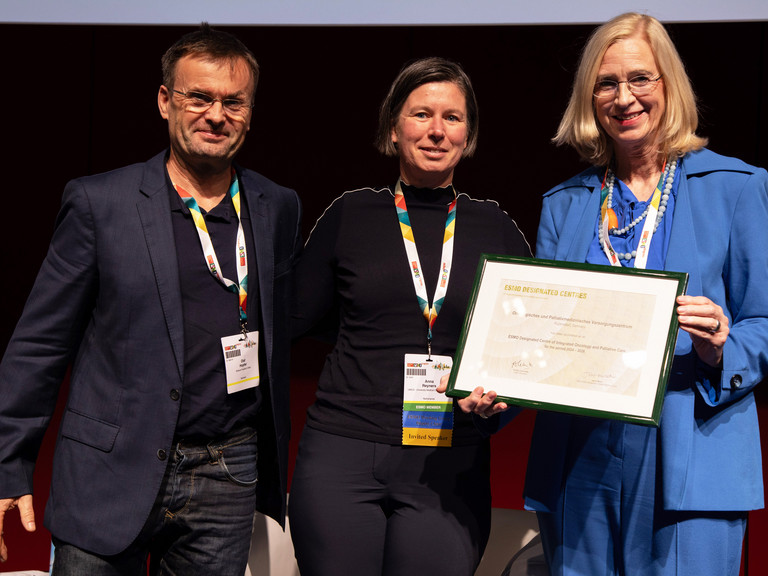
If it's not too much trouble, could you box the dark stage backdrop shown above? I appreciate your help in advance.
[0,22,766,573]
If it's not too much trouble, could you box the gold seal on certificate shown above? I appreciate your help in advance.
[445,256,688,426]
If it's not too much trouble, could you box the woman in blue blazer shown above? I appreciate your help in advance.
[454,12,768,576]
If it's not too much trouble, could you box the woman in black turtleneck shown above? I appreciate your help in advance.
[289,57,531,576]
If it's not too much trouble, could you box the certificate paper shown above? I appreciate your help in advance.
[446,256,688,425]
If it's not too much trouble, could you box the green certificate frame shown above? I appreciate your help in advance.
[445,255,688,426]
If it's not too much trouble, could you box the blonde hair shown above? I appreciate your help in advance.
[553,12,707,166]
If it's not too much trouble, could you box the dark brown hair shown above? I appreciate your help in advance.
[376,57,479,157]
[161,23,260,99]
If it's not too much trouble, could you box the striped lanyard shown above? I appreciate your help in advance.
[395,180,457,356]
[175,174,249,330]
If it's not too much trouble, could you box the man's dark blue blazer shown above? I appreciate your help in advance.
[0,150,302,555]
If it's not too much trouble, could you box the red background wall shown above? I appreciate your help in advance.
[1,21,767,573]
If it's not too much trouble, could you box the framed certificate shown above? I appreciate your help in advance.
[445,255,688,426]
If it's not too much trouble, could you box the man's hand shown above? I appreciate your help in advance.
[0,495,36,563]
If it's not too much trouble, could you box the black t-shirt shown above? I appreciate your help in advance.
[293,183,531,445]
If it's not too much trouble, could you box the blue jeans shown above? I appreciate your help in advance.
[52,426,259,576]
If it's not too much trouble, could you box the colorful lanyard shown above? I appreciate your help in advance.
[175,174,249,331]
[599,162,666,270]
[395,180,457,356]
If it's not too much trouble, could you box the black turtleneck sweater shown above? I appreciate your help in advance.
[292,183,531,445]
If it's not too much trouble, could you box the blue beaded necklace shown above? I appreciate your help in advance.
[598,158,677,264]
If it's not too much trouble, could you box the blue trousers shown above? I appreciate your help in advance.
[536,418,747,576]
[51,426,259,576]
[289,427,491,576]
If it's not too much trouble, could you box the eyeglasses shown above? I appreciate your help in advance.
[170,88,253,118]
[593,74,663,99]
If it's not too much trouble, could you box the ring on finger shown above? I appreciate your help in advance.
[709,319,721,334]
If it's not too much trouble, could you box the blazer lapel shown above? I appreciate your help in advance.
[136,156,185,382]
[241,172,275,372]
[559,177,603,262]
[665,160,699,354]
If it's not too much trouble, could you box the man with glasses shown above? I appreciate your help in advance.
[0,24,301,575]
